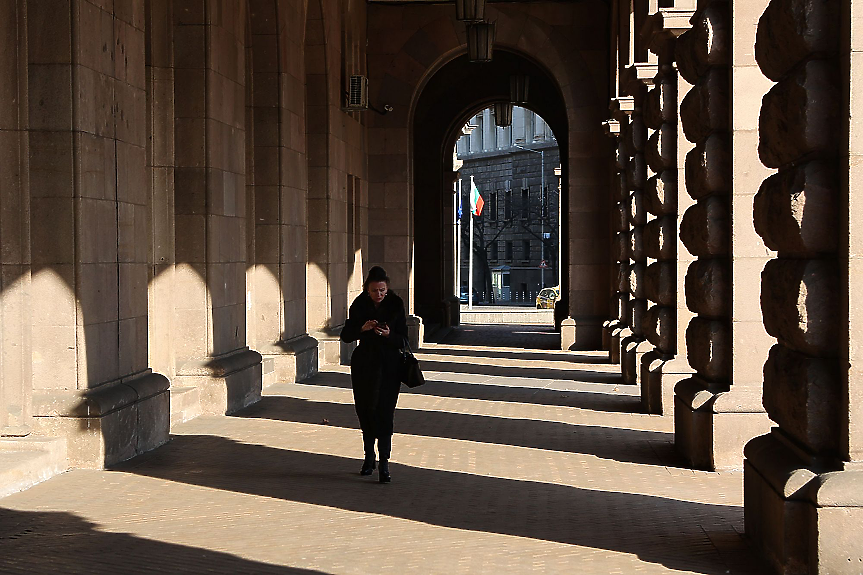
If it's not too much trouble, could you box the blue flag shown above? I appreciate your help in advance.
[457,184,463,221]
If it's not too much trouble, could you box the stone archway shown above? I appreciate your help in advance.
[410,51,572,331]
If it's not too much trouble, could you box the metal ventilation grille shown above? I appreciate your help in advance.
[346,75,368,110]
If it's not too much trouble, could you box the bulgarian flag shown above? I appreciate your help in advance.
[469,176,484,216]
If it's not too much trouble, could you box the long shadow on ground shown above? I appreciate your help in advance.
[416,360,622,383]
[420,347,610,364]
[302,371,640,413]
[115,435,762,575]
[236,396,675,466]
[0,507,322,574]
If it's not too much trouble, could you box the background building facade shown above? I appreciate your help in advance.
[455,107,560,304]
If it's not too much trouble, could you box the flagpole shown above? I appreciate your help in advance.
[468,176,475,310]
[456,178,462,302]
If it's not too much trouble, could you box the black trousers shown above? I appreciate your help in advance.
[351,352,401,460]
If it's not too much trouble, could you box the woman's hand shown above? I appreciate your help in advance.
[374,323,390,337]
[361,320,378,332]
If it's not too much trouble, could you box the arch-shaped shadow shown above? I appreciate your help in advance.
[236,395,670,466]
[116,434,762,574]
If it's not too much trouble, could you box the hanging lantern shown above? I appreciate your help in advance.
[510,74,530,104]
[455,0,485,22]
[467,22,495,63]
[493,102,513,127]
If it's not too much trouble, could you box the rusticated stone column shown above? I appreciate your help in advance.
[604,99,633,365]
[676,0,775,470]
[638,8,697,415]
[745,1,863,572]
[619,74,654,387]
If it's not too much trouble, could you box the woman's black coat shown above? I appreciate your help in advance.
[340,291,408,445]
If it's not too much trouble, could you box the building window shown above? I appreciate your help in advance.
[521,189,529,219]
[505,241,513,260]
[490,240,498,261]
[504,191,512,220]
[489,192,497,220]
[522,239,530,260]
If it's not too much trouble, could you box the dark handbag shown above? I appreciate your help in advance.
[400,340,425,388]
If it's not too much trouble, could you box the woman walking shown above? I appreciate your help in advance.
[340,266,408,483]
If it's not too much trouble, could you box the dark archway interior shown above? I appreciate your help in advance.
[413,50,569,327]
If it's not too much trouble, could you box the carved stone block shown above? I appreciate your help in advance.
[645,171,677,216]
[685,133,730,200]
[755,0,840,82]
[763,343,840,453]
[754,160,838,255]
[761,258,840,356]
[645,261,676,306]
[646,123,676,172]
[680,196,729,257]
[680,68,729,145]
[686,316,730,382]
[643,215,676,260]
[685,258,729,318]
[759,59,841,169]
[675,3,729,84]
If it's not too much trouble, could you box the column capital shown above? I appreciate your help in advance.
[609,96,635,117]
[602,119,621,137]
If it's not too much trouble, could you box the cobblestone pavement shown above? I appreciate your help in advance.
[0,326,767,574]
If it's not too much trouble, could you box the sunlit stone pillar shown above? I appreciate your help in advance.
[745,1,863,572]
[26,1,170,467]
[172,3,262,414]
[638,9,696,415]
[0,0,32,437]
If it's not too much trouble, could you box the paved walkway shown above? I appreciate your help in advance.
[0,326,766,573]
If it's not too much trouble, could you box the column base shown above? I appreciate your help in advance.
[259,334,319,386]
[407,314,424,349]
[560,316,603,351]
[674,377,773,470]
[602,319,623,352]
[312,326,355,366]
[620,334,646,385]
[176,347,263,416]
[610,326,630,365]
[31,371,170,469]
[744,432,863,574]
[640,351,691,415]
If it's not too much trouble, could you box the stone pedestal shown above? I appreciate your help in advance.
[31,372,170,469]
[259,334,319,385]
[675,377,772,470]
[407,314,424,349]
[745,432,863,574]
[176,349,263,416]
[640,353,691,415]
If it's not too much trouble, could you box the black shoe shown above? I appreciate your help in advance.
[378,460,391,483]
[360,457,376,476]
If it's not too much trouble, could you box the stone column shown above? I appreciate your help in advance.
[27,1,169,468]
[249,8,318,385]
[600,116,627,363]
[638,10,696,415]
[606,97,636,367]
[172,2,262,414]
[620,69,654,388]
[672,0,772,470]
[745,1,863,572]
[0,0,32,437]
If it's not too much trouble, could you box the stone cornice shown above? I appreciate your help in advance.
[644,8,696,57]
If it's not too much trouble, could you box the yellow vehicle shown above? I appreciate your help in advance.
[536,286,559,309]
